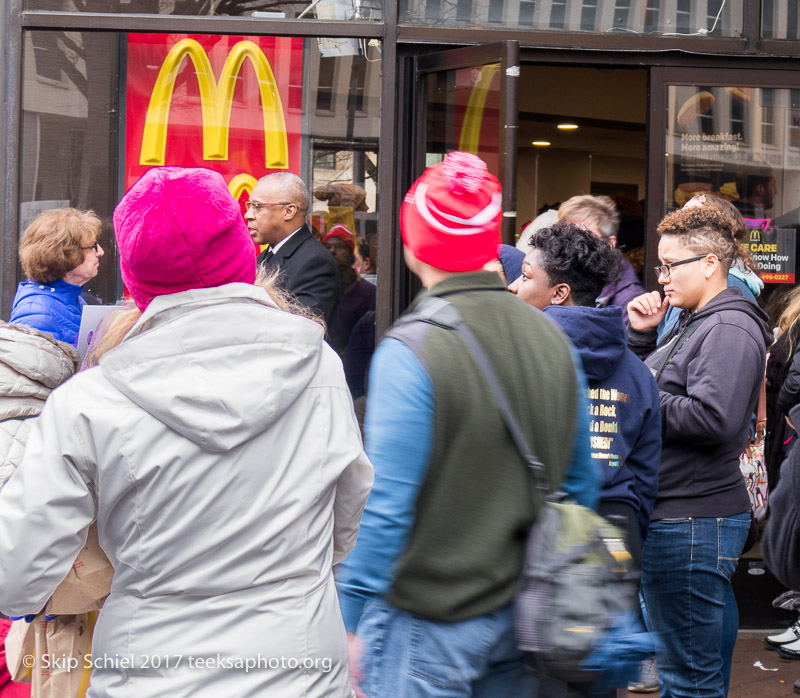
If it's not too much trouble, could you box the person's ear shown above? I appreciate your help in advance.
[551,283,571,305]
[607,235,617,249]
[704,254,720,279]
[284,204,298,221]
[403,245,420,277]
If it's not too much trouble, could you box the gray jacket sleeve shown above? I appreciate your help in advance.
[659,323,763,443]
[627,326,658,361]
[0,386,96,616]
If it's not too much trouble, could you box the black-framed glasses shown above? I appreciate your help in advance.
[653,254,710,279]
[82,242,100,252]
[245,200,291,212]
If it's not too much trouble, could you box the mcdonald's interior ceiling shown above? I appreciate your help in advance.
[517,65,647,160]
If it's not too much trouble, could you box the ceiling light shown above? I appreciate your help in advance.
[531,140,551,146]
[557,123,578,130]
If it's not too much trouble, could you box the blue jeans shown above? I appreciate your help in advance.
[355,598,536,697]
[641,513,750,698]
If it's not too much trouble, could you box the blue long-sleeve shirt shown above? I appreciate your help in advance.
[336,337,599,632]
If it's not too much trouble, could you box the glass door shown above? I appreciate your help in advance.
[413,41,519,244]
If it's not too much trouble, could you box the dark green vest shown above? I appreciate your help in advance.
[386,272,580,622]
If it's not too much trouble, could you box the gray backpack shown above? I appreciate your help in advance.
[515,493,640,683]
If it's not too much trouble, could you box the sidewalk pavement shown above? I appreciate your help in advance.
[619,631,798,697]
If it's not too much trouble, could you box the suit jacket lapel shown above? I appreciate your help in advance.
[257,224,311,269]
[272,225,312,265]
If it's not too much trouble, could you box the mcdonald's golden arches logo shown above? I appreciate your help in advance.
[140,39,289,169]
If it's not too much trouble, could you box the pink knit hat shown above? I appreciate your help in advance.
[400,152,502,272]
[114,167,256,310]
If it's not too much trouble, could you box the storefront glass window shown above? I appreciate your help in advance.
[399,0,743,35]
[20,30,381,308]
[24,0,382,21]
[665,85,800,287]
[763,0,800,39]
[20,30,120,305]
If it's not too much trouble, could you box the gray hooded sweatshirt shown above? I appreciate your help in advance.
[628,287,772,519]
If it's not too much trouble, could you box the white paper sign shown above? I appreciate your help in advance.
[76,305,120,361]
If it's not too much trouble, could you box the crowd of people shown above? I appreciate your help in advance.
[0,153,796,698]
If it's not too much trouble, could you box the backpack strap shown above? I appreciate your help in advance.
[388,296,549,491]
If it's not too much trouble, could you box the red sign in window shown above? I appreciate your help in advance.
[125,33,303,204]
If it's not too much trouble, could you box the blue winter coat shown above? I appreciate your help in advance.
[9,279,85,346]
[545,304,661,541]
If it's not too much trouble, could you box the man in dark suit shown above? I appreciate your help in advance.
[246,172,341,326]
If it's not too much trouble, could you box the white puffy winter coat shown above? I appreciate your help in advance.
[0,321,79,488]
[0,284,373,698]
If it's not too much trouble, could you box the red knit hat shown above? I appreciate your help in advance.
[114,167,256,310]
[323,224,356,252]
[400,152,502,272]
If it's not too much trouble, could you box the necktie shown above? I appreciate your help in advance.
[264,249,275,264]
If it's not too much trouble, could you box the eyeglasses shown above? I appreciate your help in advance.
[245,200,291,212]
[654,254,712,279]
[82,242,100,252]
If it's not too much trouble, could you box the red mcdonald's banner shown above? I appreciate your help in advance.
[125,33,303,200]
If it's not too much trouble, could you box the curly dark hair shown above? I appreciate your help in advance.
[529,223,620,307]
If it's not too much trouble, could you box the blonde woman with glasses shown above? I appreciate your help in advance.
[626,205,772,697]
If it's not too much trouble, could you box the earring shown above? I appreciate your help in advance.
[550,299,557,305]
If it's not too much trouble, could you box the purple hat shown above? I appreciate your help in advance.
[114,167,256,310]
